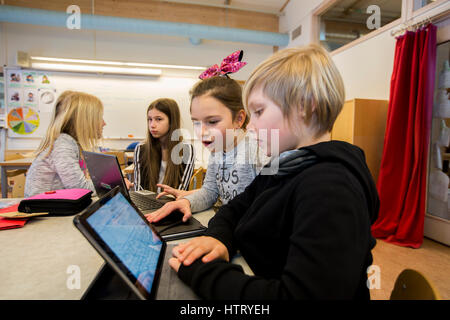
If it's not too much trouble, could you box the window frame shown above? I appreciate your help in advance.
[311,0,448,55]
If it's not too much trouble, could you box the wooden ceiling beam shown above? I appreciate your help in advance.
[4,0,279,33]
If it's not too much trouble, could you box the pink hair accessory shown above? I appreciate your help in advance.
[199,50,247,80]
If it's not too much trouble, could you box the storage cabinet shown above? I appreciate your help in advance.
[425,39,450,246]
[331,98,389,183]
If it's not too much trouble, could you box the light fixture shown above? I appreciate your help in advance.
[31,62,162,76]
[29,56,206,76]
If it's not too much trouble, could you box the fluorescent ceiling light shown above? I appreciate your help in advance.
[31,62,162,76]
[31,56,205,71]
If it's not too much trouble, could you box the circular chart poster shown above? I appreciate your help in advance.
[8,107,40,135]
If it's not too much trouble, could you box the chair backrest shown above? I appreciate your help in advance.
[390,269,441,300]
[104,151,125,167]
[189,167,206,190]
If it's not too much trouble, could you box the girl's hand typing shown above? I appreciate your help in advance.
[145,198,192,223]
[156,184,190,200]
[124,178,134,190]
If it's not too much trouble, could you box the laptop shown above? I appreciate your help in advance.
[82,151,206,241]
[82,151,170,212]
[73,186,199,300]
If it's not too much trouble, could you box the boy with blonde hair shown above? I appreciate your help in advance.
[168,44,379,300]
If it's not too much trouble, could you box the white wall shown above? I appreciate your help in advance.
[279,0,323,47]
[332,31,395,101]
[0,21,274,163]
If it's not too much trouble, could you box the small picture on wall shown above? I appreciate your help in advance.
[9,72,21,83]
[24,88,38,107]
[23,71,38,88]
[39,73,51,85]
[7,70,23,88]
[8,90,22,106]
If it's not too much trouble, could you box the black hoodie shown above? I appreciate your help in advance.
[178,141,379,300]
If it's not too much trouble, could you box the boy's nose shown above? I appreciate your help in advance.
[247,121,256,132]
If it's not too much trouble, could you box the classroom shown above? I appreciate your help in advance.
[0,0,449,305]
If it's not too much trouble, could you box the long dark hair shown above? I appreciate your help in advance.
[141,98,184,191]
[190,76,249,129]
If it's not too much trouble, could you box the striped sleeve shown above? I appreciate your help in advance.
[133,143,143,191]
[178,142,195,190]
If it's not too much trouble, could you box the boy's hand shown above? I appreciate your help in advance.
[171,236,229,267]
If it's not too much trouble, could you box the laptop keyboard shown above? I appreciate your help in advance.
[129,192,165,211]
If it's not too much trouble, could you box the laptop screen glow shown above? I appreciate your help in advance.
[86,192,163,294]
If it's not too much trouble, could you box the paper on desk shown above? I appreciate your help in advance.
[0,211,48,218]
[0,204,27,230]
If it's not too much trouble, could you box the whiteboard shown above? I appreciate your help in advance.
[4,67,199,141]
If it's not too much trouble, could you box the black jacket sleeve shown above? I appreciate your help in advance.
[178,163,373,299]
[202,174,262,257]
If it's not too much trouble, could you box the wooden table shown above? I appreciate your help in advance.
[0,158,33,198]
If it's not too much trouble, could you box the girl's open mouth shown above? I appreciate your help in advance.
[202,140,213,147]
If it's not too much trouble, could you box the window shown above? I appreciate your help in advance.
[414,0,437,11]
[318,0,402,51]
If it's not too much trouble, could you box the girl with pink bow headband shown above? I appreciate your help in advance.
[199,50,247,80]
[146,50,269,226]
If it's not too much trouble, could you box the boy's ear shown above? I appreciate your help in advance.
[299,103,316,119]
[297,104,307,119]
[235,109,246,128]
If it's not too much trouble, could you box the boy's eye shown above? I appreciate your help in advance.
[253,109,263,117]
[208,120,219,125]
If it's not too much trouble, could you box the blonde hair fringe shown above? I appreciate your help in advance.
[35,91,104,157]
[243,44,345,137]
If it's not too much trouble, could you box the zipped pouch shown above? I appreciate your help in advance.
[19,189,93,216]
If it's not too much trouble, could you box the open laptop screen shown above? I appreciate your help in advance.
[82,151,130,198]
[85,191,163,297]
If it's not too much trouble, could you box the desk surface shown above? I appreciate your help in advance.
[0,158,34,167]
[0,198,217,300]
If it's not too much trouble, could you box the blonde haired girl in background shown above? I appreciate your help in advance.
[25,91,106,197]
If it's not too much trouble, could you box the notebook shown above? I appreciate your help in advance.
[73,186,199,300]
[82,151,206,240]
[0,204,27,230]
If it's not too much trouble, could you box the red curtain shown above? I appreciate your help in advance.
[371,24,437,248]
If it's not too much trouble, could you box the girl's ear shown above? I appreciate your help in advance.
[234,109,246,128]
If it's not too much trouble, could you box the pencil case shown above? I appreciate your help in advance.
[18,189,93,216]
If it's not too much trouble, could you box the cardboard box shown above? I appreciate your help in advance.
[7,173,26,198]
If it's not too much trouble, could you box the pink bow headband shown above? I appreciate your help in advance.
[199,50,247,80]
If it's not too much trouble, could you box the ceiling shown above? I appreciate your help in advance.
[157,0,289,15]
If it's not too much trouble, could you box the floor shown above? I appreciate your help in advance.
[369,237,450,300]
